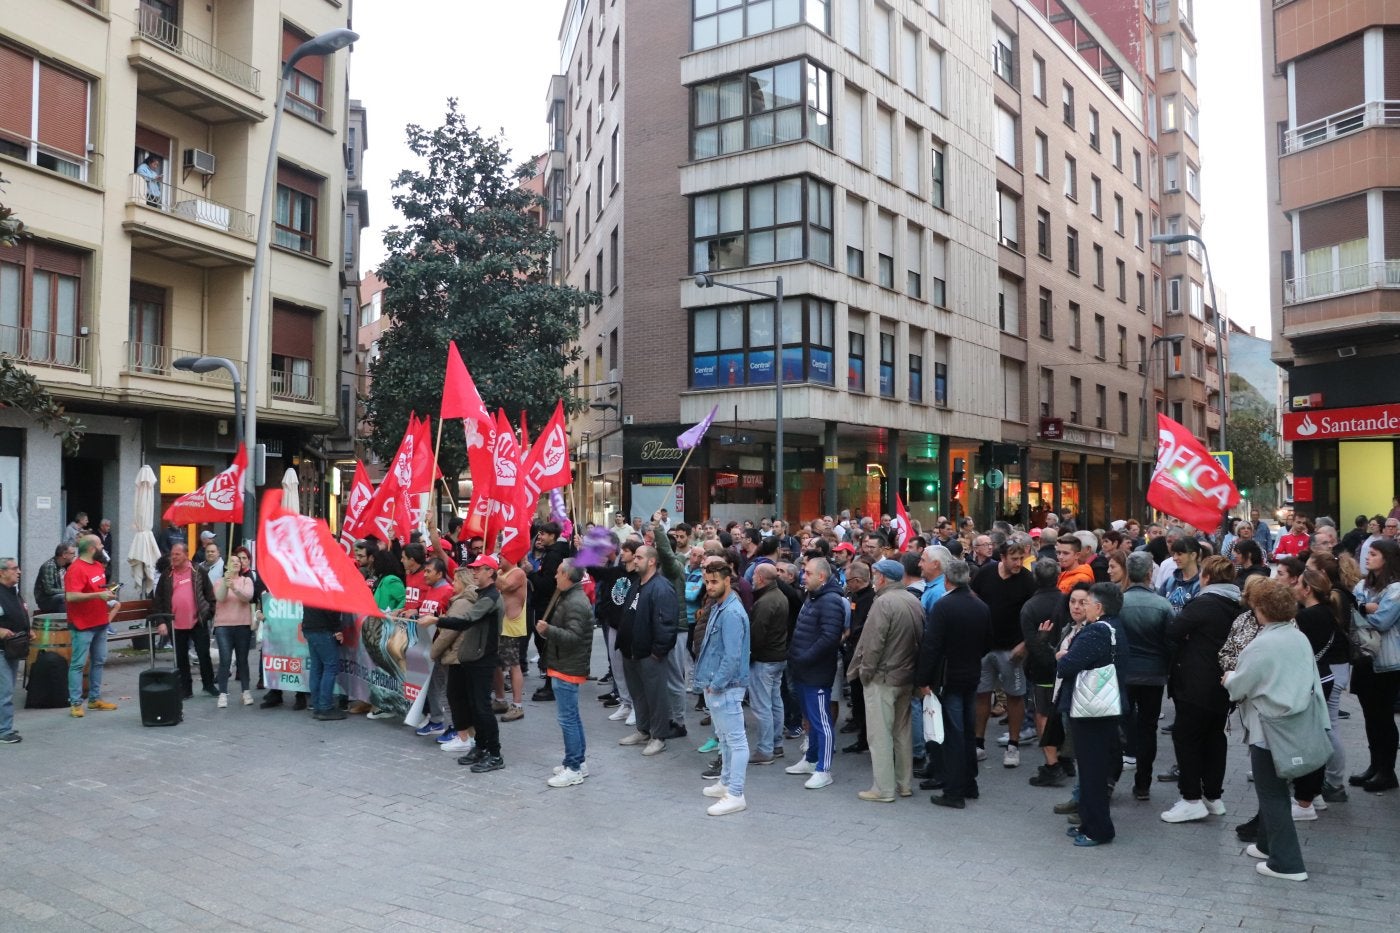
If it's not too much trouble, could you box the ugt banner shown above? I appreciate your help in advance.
[259,594,311,692]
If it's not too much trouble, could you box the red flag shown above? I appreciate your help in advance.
[357,418,419,546]
[164,445,246,525]
[338,461,374,551]
[893,493,913,553]
[441,340,491,425]
[488,410,533,563]
[399,415,438,538]
[523,400,572,509]
[257,490,382,617]
[463,414,496,540]
[1147,414,1239,531]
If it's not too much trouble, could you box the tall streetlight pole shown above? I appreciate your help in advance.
[1150,232,1227,450]
[173,355,251,538]
[694,273,785,522]
[1132,335,1183,520]
[244,27,357,562]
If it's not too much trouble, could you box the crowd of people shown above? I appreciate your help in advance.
[3,501,1398,884]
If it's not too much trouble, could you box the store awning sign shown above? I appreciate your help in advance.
[1283,402,1400,441]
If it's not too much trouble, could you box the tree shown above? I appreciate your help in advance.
[0,172,84,455]
[1225,414,1288,507]
[365,100,595,478]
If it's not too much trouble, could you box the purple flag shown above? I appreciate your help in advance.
[677,405,719,451]
[573,525,618,569]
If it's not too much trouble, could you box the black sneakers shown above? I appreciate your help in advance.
[470,754,505,773]
[701,756,722,779]
[1029,763,1067,787]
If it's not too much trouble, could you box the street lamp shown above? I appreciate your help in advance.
[244,26,358,563]
[173,355,253,540]
[694,272,786,522]
[1132,335,1184,520]
[1149,232,1227,451]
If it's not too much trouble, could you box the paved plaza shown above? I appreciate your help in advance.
[2,637,1397,933]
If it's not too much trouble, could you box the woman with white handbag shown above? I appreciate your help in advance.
[1054,583,1130,847]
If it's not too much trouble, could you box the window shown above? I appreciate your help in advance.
[1113,195,1124,235]
[902,26,920,93]
[1189,279,1204,319]
[842,0,862,54]
[997,190,1018,249]
[1138,335,1148,374]
[930,236,947,306]
[848,329,865,391]
[1063,155,1077,200]
[692,0,830,49]
[1068,302,1081,348]
[1161,95,1178,133]
[876,210,895,288]
[994,106,1017,166]
[275,163,321,255]
[1137,272,1146,310]
[1132,149,1142,188]
[933,335,949,406]
[1038,287,1053,339]
[842,85,863,161]
[596,161,605,214]
[901,122,921,192]
[0,45,92,180]
[1031,54,1046,101]
[879,330,895,397]
[691,59,832,158]
[691,176,833,272]
[993,23,1014,84]
[0,240,84,369]
[1088,108,1100,150]
[610,129,620,186]
[343,211,356,267]
[271,301,317,401]
[909,348,924,403]
[1116,259,1127,301]
[612,31,621,88]
[1039,366,1054,418]
[1163,154,1180,192]
[1090,176,1102,217]
[1069,376,1082,423]
[1061,82,1075,128]
[690,296,835,387]
[1034,131,1048,178]
[1003,359,1023,422]
[1093,244,1104,288]
[1167,275,1182,313]
[1181,42,1196,84]
[998,276,1020,334]
[1159,33,1176,72]
[1036,208,1051,258]
[845,195,865,277]
[609,226,620,289]
[1191,345,1204,378]
[1111,130,1122,170]
[1134,211,1144,248]
[1066,227,1080,275]
[1185,162,1200,200]
[1117,324,1128,367]
[927,43,945,111]
[930,144,945,208]
[906,223,923,299]
[1164,215,1182,252]
[1095,384,1107,428]
[283,25,325,122]
[874,106,894,179]
[1094,314,1106,358]
[584,187,592,233]
[872,4,892,74]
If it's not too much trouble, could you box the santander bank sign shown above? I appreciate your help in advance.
[1283,402,1400,442]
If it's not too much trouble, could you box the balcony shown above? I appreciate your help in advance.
[124,174,256,268]
[1282,101,1400,155]
[271,369,321,403]
[1283,260,1400,305]
[122,341,243,384]
[0,324,88,373]
[130,3,264,124]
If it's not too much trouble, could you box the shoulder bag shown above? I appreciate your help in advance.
[1259,691,1331,780]
[1347,606,1382,662]
[1070,621,1121,719]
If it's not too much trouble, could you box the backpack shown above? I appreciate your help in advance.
[25,649,69,708]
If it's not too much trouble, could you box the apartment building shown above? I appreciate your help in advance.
[1264,0,1400,523]
[0,0,355,569]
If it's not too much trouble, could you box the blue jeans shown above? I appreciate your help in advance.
[708,685,749,796]
[0,656,19,734]
[940,688,979,800]
[214,625,252,694]
[747,661,785,755]
[69,624,109,705]
[800,684,833,772]
[552,676,586,771]
[304,631,340,712]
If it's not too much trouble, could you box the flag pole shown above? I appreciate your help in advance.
[656,447,696,521]
[431,414,460,512]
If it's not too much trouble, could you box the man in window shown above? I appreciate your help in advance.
[137,154,163,206]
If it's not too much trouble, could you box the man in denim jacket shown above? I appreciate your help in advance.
[694,557,750,816]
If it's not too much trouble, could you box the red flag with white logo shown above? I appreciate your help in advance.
[441,340,492,426]
[164,445,246,525]
[338,461,374,551]
[488,409,533,564]
[1147,414,1239,531]
[257,490,381,617]
[893,493,913,553]
[523,400,572,512]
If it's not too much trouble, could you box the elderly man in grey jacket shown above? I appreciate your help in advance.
[848,558,925,802]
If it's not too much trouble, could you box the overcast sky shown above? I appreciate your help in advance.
[351,0,1272,335]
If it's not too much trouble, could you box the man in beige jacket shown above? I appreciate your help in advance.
[848,558,925,802]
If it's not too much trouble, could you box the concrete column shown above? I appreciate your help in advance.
[1104,458,1114,525]
[823,420,839,516]
[1051,449,1062,515]
[939,434,952,520]
[887,428,901,519]
[1019,446,1031,527]
[1079,456,1090,528]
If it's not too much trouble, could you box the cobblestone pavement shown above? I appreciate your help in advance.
[2,639,1396,933]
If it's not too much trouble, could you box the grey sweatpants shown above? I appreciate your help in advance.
[622,656,672,739]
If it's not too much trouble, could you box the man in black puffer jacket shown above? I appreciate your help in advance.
[615,546,679,756]
[784,558,847,788]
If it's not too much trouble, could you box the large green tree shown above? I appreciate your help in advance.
[1225,413,1288,509]
[365,100,595,477]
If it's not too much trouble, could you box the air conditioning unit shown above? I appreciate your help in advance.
[183,148,216,175]
[606,369,619,395]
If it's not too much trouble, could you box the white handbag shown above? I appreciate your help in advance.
[921,692,945,744]
[1070,622,1122,719]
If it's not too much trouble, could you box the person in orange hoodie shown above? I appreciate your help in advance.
[1055,536,1096,594]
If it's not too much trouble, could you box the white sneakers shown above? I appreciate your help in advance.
[997,727,1038,746]
[553,762,590,778]
[216,693,228,709]
[241,691,254,706]
[1003,746,1020,768]
[547,768,585,788]
[804,772,833,790]
[1245,844,1268,859]
[1160,798,1210,822]
[1204,797,1227,816]
[975,747,988,762]
[702,781,728,798]
[707,794,747,816]
[618,731,648,746]
[641,738,666,756]
[784,759,816,775]
[440,735,474,753]
[625,709,637,727]
[1256,862,1308,882]
[608,704,631,722]
[1291,802,1319,821]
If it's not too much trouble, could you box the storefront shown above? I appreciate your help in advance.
[1284,401,1400,522]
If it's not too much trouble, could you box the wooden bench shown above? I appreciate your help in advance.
[30,600,169,650]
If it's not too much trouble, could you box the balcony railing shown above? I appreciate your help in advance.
[1282,100,1400,154]
[129,173,255,239]
[122,341,243,382]
[1283,260,1400,304]
[136,3,260,94]
[271,369,320,403]
[0,324,88,372]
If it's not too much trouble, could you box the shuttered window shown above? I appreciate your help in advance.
[0,43,90,179]
[1294,36,1363,125]
[0,45,33,147]
[1384,192,1400,260]
[282,24,324,122]
[1387,29,1400,101]
[0,240,86,369]
[1299,195,1366,251]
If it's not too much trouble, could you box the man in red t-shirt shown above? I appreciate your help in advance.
[415,558,457,735]
[1273,518,1312,560]
[64,534,120,716]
